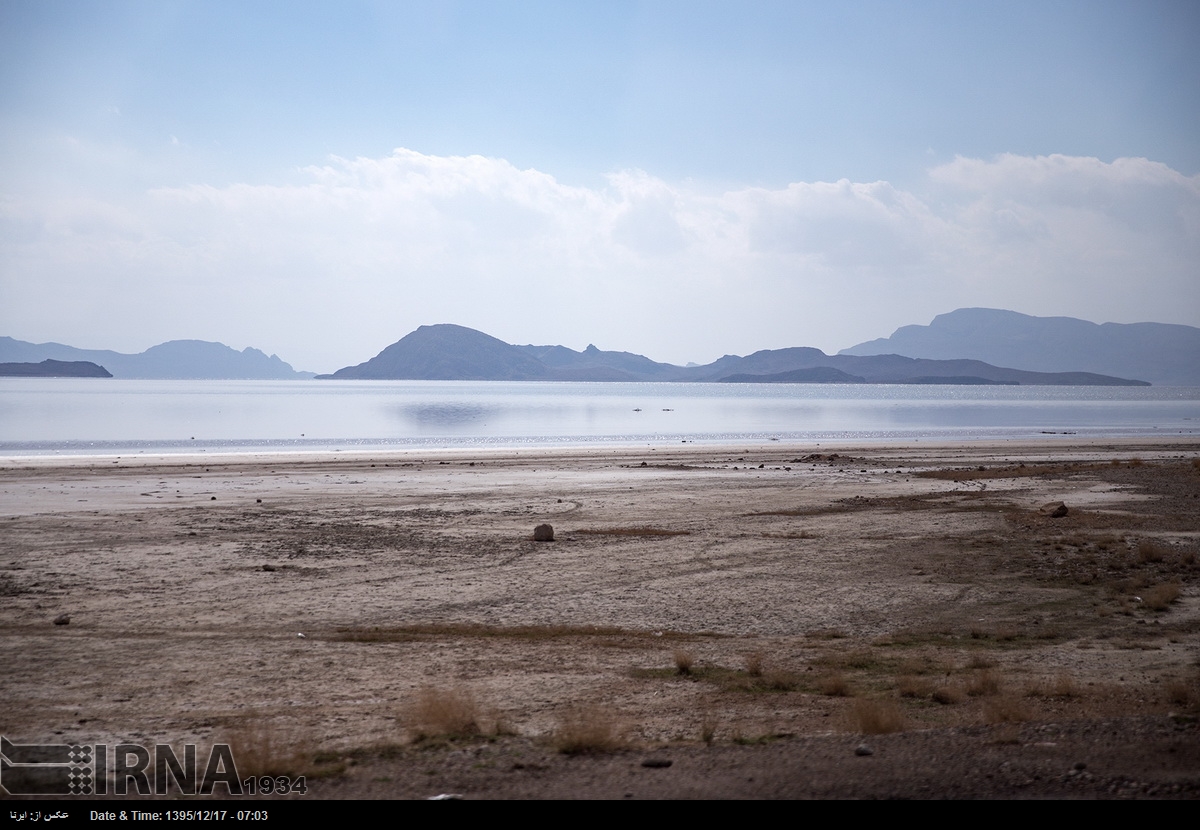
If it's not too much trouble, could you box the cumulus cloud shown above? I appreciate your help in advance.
[1,149,1196,372]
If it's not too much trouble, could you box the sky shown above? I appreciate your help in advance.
[1,0,1198,374]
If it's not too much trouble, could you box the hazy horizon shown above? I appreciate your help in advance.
[3,1,1198,374]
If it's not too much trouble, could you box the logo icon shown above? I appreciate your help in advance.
[1,737,94,795]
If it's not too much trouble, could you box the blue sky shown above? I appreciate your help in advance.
[2,0,1198,372]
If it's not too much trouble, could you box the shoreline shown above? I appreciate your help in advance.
[3,433,1199,471]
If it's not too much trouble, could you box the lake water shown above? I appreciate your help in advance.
[1,379,1198,456]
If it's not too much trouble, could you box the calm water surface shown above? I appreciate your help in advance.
[1,379,1197,456]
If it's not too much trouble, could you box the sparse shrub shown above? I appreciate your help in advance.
[967,669,1001,697]
[819,673,851,697]
[1030,673,1078,698]
[1138,540,1167,564]
[1142,582,1182,611]
[223,720,314,779]
[674,649,694,676]
[406,686,484,741]
[1050,673,1078,698]
[896,675,932,698]
[850,699,906,734]
[553,706,627,755]
[983,696,1029,724]
[761,668,801,692]
[967,653,997,670]
[574,526,690,537]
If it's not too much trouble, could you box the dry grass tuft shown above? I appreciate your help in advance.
[819,673,852,697]
[574,526,690,537]
[983,696,1029,724]
[1142,582,1182,611]
[674,649,695,676]
[989,723,1023,745]
[850,699,906,734]
[406,686,486,742]
[335,623,664,642]
[1138,540,1167,564]
[699,710,717,746]
[896,675,933,699]
[967,653,998,670]
[966,669,1002,697]
[1028,673,1078,698]
[553,706,628,755]
[222,719,315,779]
[760,668,802,692]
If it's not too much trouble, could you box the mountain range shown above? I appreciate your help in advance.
[840,308,1200,387]
[0,338,314,379]
[6,308,1197,384]
[321,323,1149,385]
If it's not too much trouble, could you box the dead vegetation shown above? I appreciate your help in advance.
[221,719,317,779]
[552,706,628,755]
[850,699,906,734]
[572,526,691,537]
[332,623,700,643]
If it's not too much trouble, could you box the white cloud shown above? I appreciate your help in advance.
[1,149,1197,372]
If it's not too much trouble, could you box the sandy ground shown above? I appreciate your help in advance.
[2,438,1199,800]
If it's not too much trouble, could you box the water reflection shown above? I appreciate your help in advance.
[394,402,496,429]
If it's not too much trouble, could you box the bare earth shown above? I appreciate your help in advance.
[2,438,1199,800]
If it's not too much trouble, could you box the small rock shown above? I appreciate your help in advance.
[533,523,555,542]
[855,743,873,756]
[1039,501,1068,518]
[53,613,70,626]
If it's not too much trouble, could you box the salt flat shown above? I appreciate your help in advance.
[2,439,1198,798]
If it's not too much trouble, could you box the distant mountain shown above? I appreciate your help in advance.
[323,324,1148,385]
[324,325,552,380]
[718,367,867,384]
[0,359,112,378]
[840,308,1200,386]
[515,342,683,381]
[691,349,1145,386]
[0,337,314,379]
